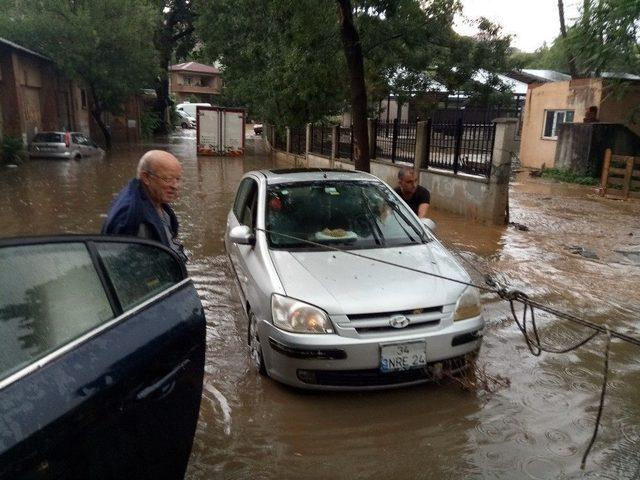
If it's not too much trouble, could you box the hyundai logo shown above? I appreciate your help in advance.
[389,315,410,329]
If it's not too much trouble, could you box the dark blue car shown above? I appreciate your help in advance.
[0,236,206,479]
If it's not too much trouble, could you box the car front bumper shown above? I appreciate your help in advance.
[259,315,484,390]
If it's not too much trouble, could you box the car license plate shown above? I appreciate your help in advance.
[380,341,427,372]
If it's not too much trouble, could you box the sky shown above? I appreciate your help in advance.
[454,0,581,52]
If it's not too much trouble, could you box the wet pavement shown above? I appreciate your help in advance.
[1,129,639,479]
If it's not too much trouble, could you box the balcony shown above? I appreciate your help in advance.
[171,83,221,95]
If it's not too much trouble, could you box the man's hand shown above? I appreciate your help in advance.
[417,203,429,218]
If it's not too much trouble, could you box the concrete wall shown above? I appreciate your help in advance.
[519,79,602,169]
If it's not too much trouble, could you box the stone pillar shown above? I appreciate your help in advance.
[414,120,429,175]
[367,118,376,159]
[286,126,291,152]
[490,118,518,225]
[330,125,339,168]
[305,123,311,158]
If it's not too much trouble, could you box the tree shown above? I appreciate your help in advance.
[0,0,159,149]
[149,0,197,133]
[336,0,369,172]
[557,0,579,77]
[196,0,514,172]
[196,0,347,127]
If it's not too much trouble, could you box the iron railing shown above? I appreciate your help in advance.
[375,119,417,164]
[310,125,332,156]
[427,118,495,176]
[337,125,354,161]
[269,119,496,178]
[290,127,306,155]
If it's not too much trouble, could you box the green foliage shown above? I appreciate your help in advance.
[0,136,26,165]
[197,0,347,126]
[540,168,599,185]
[196,0,515,126]
[0,0,159,117]
[510,0,640,76]
[140,110,163,139]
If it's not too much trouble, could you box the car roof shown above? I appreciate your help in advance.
[256,168,381,185]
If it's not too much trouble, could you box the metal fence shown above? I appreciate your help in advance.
[337,126,353,161]
[269,119,496,178]
[310,125,332,156]
[375,120,417,164]
[290,127,306,155]
[427,119,495,176]
[274,127,286,151]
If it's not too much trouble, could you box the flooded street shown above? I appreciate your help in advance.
[2,131,639,479]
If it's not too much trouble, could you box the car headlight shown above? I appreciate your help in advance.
[271,294,333,334]
[453,287,481,321]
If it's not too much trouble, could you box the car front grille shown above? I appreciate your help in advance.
[344,306,444,335]
[297,355,469,387]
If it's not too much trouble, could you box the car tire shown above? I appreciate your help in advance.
[74,154,81,161]
[248,311,267,376]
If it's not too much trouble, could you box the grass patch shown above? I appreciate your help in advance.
[540,168,599,185]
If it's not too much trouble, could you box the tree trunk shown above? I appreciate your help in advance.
[91,107,111,150]
[558,0,579,77]
[154,49,172,135]
[89,87,111,149]
[336,0,370,173]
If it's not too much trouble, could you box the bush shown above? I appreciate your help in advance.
[1,136,26,165]
[540,168,599,185]
[140,110,162,139]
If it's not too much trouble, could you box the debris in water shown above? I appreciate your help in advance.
[566,245,599,259]
[508,222,529,231]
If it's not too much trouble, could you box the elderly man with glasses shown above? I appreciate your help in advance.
[102,150,187,262]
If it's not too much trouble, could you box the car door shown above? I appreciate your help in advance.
[227,177,259,300]
[0,236,205,480]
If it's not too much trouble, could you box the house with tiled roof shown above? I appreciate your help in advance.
[169,61,222,102]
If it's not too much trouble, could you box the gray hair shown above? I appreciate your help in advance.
[397,167,416,181]
[137,151,157,178]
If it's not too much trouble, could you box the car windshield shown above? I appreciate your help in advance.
[265,180,428,250]
[32,133,63,143]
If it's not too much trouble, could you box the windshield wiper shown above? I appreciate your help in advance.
[360,190,385,246]
[387,200,427,244]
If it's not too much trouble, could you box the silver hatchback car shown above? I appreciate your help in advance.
[225,169,484,390]
[29,131,103,160]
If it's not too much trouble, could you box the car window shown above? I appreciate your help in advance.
[266,181,427,249]
[96,242,184,311]
[32,133,63,143]
[0,243,113,382]
[233,177,257,223]
[242,184,258,229]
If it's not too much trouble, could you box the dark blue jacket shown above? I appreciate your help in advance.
[102,178,180,249]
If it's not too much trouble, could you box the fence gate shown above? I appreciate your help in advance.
[600,149,640,199]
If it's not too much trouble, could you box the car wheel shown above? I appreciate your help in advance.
[74,154,81,161]
[248,312,267,376]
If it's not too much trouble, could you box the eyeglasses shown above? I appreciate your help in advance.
[145,171,181,185]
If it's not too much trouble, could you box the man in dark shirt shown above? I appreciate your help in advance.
[394,167,430,218]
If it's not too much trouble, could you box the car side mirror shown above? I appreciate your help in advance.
[420,218,437,233]
[229,225,255,245]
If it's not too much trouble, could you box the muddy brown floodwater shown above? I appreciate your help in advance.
[2,129,639,479]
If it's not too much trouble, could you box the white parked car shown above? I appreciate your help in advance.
[29,132,103,160]
[175,110,196,129]
[225,168,484,390]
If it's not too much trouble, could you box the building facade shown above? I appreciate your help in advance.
[169,61,222,103]
[519,77,640,170]
[0,38,90,144]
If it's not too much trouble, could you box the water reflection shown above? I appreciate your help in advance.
[1,133,639,479]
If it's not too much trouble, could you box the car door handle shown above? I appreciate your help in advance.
[135,359,190,402]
